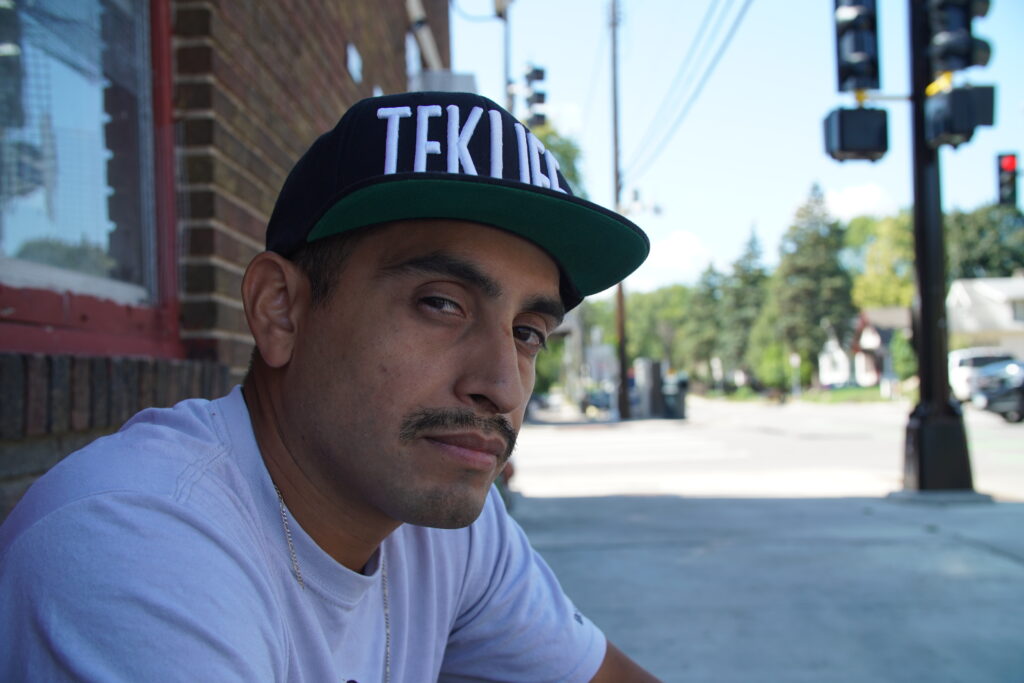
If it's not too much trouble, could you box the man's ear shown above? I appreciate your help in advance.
[242,252,309,368]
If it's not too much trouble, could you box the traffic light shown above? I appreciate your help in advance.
[998,153,1018,207]
[824,107,888,162]
[923,2,995,148]
[0,0,24,127]
[924,85,994,148]
[927,0,991,76]
[833,0,880,92]
[524,66,545,128]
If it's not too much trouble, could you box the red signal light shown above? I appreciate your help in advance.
[999,154,1018,173]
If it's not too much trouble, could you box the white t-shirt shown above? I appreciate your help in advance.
[0,387,605,682]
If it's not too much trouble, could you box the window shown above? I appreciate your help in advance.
[0,0,181,357]
[1,0,156,304]
[1013,300,1024,323]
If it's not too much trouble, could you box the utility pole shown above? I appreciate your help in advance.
[611,0,630,420]
[902,0,972,490]
[495,0,513,113]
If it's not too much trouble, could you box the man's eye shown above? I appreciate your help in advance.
[421,296,462,314]
[514,326,547,351]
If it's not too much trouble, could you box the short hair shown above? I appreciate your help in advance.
[288,226,369,308]
[246,227,369,377]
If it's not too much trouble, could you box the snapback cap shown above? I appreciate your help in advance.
[266,91,649,310]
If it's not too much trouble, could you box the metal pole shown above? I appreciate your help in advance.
[903,0,973,490]
[503,9,513,113]
[611,0,630,419]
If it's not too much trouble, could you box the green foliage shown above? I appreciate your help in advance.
[679,265,723,380]
[531,124,586,197]
[626,285,691,367]
[945,204,1024,280]
[15,237,115,278]
[850,211,915,309]
[890,328,918,381]
[719,231,767,375]
[533,335,566,395]
[774,184,855,372]
[745,274,788,390]
[801,385,887,403]
[579,297,614,346]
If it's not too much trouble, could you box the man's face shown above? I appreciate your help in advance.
[283,219,563,528]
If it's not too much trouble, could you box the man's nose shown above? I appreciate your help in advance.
[454,326,528,416]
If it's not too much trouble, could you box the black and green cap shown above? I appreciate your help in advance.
[265,91,649,310]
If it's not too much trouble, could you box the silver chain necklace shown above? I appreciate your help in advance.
[273,485,391,682]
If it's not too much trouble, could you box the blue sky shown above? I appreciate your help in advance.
[450,0,1024,293]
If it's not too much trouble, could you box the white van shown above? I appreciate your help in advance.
[948,347,1017,401]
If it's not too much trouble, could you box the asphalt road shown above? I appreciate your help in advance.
[515,396,1023,501]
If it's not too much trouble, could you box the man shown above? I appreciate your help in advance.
[0,92,656,681]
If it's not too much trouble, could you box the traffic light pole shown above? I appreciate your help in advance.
[902,0,973,491]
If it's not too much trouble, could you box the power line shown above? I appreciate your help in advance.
[624,0,755,184]
[449,0,496,23]
[624,0,732,173]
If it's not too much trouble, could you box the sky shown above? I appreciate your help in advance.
[449,0,1024,294]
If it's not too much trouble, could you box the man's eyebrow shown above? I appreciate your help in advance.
[524,295,565,328]
[380,251,565,325]
[379,252,502,298]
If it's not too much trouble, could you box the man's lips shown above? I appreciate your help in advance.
[423,432,508,462]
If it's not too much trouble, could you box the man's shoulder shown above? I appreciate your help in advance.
[1,389,250,542]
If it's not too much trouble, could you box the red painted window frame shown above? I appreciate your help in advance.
[0,0,184,359]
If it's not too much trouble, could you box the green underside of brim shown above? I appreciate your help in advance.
[307,179,649,296]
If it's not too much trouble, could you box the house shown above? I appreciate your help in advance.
[850,307,912,388]
[947,275,1024,357]
[817,333,852,387]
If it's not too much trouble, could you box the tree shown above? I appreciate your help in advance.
[890,329,917,381]
[625,285,690,367]
[850,211,915,309]
[534,336,566,395]
[945,204,1024,280]
[532,124,586,197]
[745,272,788,391]
[774,185,855,381]
[679,265,723,380]
[719,231,768,378]
[16,237,115,278]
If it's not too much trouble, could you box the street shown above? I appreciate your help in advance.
[511,397,1024,682]
[515,396,1023,501]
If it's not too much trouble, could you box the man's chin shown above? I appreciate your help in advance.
[391,486,491,529]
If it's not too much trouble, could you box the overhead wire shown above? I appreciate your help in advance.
[623,0,732,174]
[623,0,756,185]
[449,0,497,23]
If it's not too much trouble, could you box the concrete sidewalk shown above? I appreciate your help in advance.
[514,493,1024,682]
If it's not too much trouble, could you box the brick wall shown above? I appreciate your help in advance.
[0,353,228,518]
[174,0,447,382]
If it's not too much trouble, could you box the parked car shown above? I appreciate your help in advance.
[970,360,1024,423]
[948,347,1017,401]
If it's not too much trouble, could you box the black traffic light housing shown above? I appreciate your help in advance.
[524,65,546,128]
[834,0,881,92]
[924,85,994,147]
[927,0,991,76]
[826,1,887,162]
[922,2,995,148]
[998,153,1018,207]
[824,107,888,161]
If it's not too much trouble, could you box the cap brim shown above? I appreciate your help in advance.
[307,173,650,299]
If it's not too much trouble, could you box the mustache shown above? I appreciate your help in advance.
[399,409,517,462]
